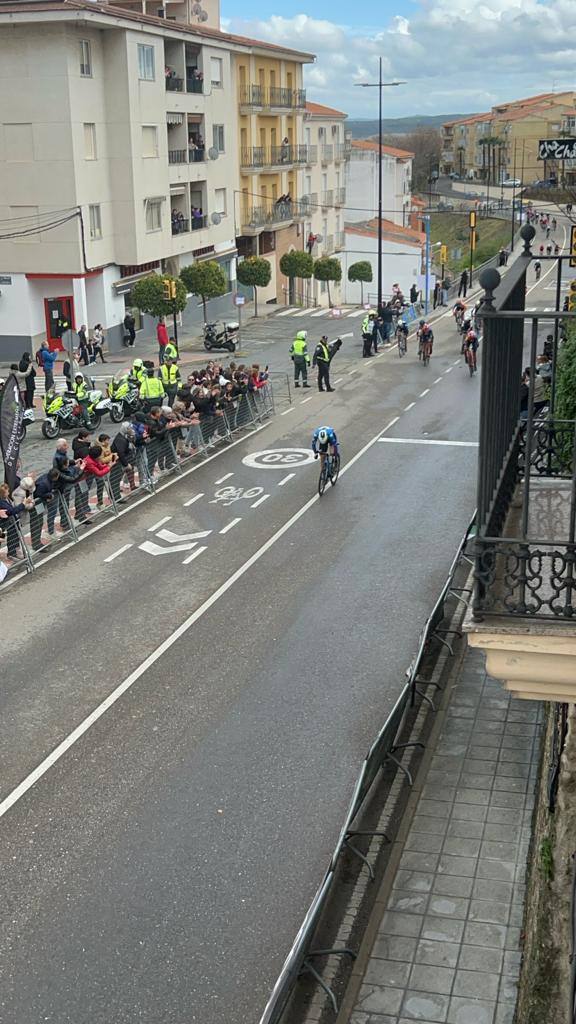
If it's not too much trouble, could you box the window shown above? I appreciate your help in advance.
[89,204,102,239]
[214,188,227,215]
[145,198,162,232]
[142,125,158,158]
[79,39,92,77]
[210,57,223,87]
[212,124,225,153]
[138,44,155,81]
[84,123,97,160]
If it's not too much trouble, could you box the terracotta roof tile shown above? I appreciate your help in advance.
[350,139,414,160]
[345,217,424,246]
[305,101,347,119]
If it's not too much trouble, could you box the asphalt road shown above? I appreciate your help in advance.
[0,245,563,1024]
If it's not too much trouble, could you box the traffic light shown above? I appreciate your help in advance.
[570,226,576,268]
[163,278,177,301]
[170,279,177,299]
[440,244,447,265]
[568,280,576,311]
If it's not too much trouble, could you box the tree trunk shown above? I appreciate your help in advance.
[253,286,258,317]
[202,295,207,322]
[360,281,364,305]
[327,280,332,307]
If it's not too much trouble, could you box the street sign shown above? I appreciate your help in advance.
[570,226,576,268]
[538,139,576,161]
[234,294,246,306]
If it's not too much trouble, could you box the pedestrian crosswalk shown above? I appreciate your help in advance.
[271,305,364,320]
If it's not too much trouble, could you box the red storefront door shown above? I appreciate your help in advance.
[44,296,75,351]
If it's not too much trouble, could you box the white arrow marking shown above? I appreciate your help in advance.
[139,540,200,556]
[156,528,212,544]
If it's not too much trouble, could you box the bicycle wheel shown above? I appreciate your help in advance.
[399,336,406,357]
[318,461,328,496]
[329,453,341,486]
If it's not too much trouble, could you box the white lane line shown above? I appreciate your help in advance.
[220,518,242,535]
[444,367,453,374]
[182,544,208,566]
[377,438,479,447]
[276,308,299,316]
[0,406,434,815]
[334,377,343,384]
[383,416,399,432]
[347,370,356,376]
[376,352,385,358]
[310,308,331,317]
[346,309,365,318]
[452,360,460,366]
[183,492,204,507]
[292,309,312,317]
[104,543,133,563]
[433,376,443,384]
[215,472,234,485]
[148,515,172,532]
[281,407,295,416]
[300,396,313,404]
[404,402,415,411]
[419,389,430,397]
[278,473,295,487]
[251,493,270,508]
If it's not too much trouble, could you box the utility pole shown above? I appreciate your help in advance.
[510,140,518,251]
[424,215,430,314]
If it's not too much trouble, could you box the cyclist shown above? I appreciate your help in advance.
[396,318,409,354]
[312,425,339,471]
[463,328,479,373]
[417,320,434,360]
[452,300,467,329]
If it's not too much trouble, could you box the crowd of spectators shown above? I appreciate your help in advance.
[0,360,270,568]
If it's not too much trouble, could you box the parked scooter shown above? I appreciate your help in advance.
[107,372,142,423]
[203,321,239,353]
[41,386,110,439]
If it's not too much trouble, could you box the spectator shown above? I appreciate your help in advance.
[157,318,169,364]
[18,352,36,410]
[13,474,44,551]
[123,311,136,348]
[0,482,33,561]
[92,324,107,363]
[82,444,113,493]
[53,437,91,524]
[433,281,441,308]
[37,341,58,392]
[380,303,394,343]
[72,427,91,462]
[111,423,137,499]
[410,283,419,305]
[34,468,60,537]
[458,269,468,298]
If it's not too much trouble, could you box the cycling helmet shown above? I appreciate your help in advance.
[318,428,329,445]
[419,319,426,326]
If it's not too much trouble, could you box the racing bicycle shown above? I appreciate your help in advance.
[419,337,433,366]
[397,329,408,357]
[464,346,477,376]
[318,450,341,496]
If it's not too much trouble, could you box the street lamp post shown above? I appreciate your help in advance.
[356,65,405,313]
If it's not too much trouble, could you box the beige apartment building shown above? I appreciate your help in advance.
[0,0,312,357]
[441,91,576,185]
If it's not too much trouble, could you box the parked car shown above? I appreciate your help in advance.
[448,172,460,180]
[502,178,522,188]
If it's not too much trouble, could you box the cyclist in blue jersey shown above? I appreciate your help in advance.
[312,425,339,472]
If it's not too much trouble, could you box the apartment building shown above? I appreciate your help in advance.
[233,47,313,305]
[346,141,413,228]
[441,92,576,184]
[0,0,312,358]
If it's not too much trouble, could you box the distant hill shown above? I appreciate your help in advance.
[347,114,475,138]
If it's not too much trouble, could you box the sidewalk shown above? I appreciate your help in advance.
[341,646,542,1024]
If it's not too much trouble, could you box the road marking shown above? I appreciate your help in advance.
[276,308,299,316]
[148,515,172,532]
[433,376,443,384]
[333,377,343,384]
[292,309,313,317]
[278,473,295,486]
[251,493,270,508]
[383,416,399,431]
[182,544,208,565]
[347,369,356,376]
[215,472,234,485]
[404,402,415,411]
[0,407,438,815]
[281,407,295,415]
[104,543,133,563]
[220,518,242,534]
[310,308,331,317]
[452,360,460,366]
[300,396,313,404]
[156,528,212,544]
[444,367,453,374]
[376,352,385,358]
[183,492,204,507]
[139,539,199,556]
[347,309,365,317]
[419,389,430,397]
[377,438,479,447]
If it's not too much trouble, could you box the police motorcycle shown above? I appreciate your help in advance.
[107,370,142,423]
[18,409,35,442]
[203,321,239,353]
[41,376,110,439]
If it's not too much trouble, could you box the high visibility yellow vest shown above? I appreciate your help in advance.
[291,338,308,357]
[160,363,180,386]
[317,342,329,363]
[140,376,165,399]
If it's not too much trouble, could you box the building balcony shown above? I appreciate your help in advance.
[299,192,318,214]
[334,143,348,162]
[240,144,311,171]
[189,146,206,163]
[186,75,204,94]
[321,189,334,208]
[239,85,306,111]
[305,144,318,164]
[324,234,334,254]
[171,217,189,234]
[169,149,187,164]
[240,199,300,235]
[165,74,184,92]
[191,214,207,230]
[334,230,345,250]
[463,252,576,703]
[321,144,334,163]
[441,150,454,163]
[334,187,346,206]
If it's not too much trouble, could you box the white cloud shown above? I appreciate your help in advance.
[228,0,576,118]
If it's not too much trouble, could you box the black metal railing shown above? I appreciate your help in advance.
[189,146,205,162]
[171,217,189,234]
[165,75,183,92]
[240,145,310,169]
[472,226,576,620]
[186,76,203,94]
[239,85,306,109]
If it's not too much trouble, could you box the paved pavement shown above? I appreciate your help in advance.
[344,646,542,1024]
[0,228,566,1024]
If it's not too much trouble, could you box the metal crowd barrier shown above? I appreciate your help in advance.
[258,512,477,1024]
[0,389,275,576]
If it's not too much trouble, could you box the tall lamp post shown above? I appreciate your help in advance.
[356,64,405,312]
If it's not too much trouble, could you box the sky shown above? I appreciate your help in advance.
[222,0,576,120]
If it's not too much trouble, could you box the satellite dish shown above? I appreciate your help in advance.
[208,146,219,160]
[192,2,202,11]
[211,212,222,225]
[199,10,208,20]
[315,233,323,243]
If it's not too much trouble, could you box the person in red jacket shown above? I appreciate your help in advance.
[157,319,169,364]
[82,443,116,508]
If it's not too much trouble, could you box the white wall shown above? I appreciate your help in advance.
[0,273,32,336]
[345,150,412,227]
[337,231,421,304]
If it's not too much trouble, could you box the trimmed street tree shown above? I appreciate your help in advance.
[313,256,342,308]
[347,261,373,305]
[236,256,271,317]
[180,260,227,322]
[130,273,187,320]
[279,249,313,304]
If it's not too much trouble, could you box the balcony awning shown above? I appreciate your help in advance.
[169,185,187,197]
[166,112,184,126]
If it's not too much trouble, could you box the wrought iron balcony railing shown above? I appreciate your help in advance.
[334,187,346,206]
[241,200,299,231]
[240,145,311,169]
[239,85,306,110]
[321,144,334,163]
[321,189,334,207]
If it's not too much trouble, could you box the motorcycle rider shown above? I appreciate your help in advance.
[131,358,147,388]
[159,357,181,406]
[289,330,311,388]
[139,363,165,411]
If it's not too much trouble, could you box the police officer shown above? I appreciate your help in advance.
[131,358,147,388]
[139,365,165,411]
[313,335,334,392]
[159,357,181,406]
[361,312,375,358]
[73,373,91,426]
[164,337,178,362]
[289,330,311,388]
